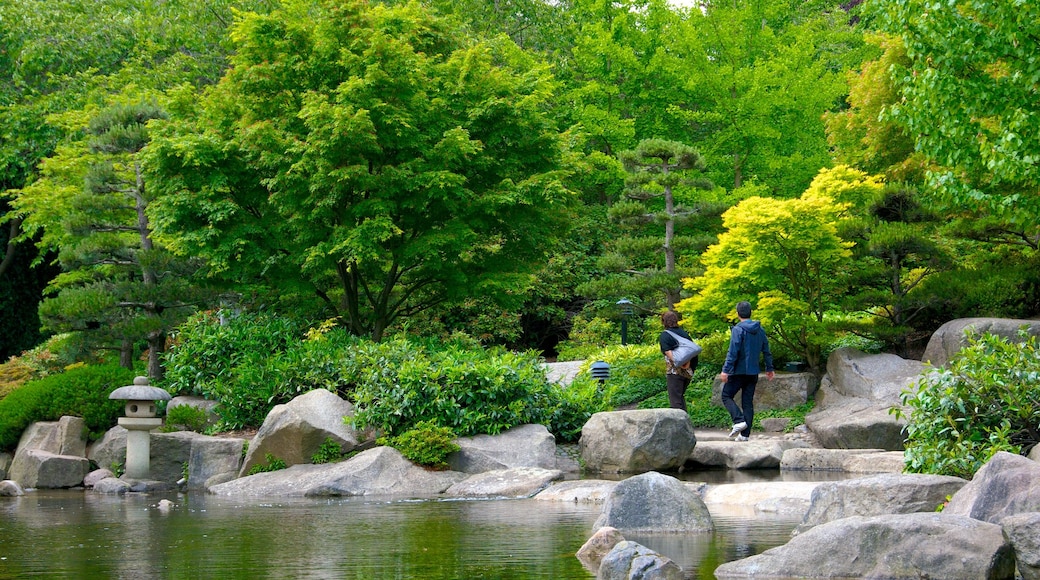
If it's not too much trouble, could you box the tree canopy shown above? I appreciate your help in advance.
[146,0,575,341]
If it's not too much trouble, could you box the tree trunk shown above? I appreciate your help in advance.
[119,338,134,370]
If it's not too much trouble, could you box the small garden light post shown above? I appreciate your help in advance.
[616,298,633,346]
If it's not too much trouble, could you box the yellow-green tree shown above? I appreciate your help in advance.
[677,167,871,374]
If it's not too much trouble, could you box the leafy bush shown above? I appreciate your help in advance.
[310,437,343,464]
[378,420,460,469]
[0,364,137,450]
[247,453,288,475]
[162,311,355,429]
[0,334,89,401]
[161,404,209,433]
[898,331,1040,479]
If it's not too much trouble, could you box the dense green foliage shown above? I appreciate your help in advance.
[0,363,136,450]
[378,420,460,469]
[898,331,1040,479]
[160,404,209,434]
[310,437,344,464]
[162,312,597,440]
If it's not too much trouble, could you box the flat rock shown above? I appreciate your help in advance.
[534,479,618,503]
[443,467,562,498]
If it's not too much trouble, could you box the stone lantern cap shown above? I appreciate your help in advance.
[109,376,171,419]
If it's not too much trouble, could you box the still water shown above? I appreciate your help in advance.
[0,485,803,579]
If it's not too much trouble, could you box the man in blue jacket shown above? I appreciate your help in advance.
[720,301,774,440]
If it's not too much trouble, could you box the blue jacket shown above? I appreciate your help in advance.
[722,320,774,375]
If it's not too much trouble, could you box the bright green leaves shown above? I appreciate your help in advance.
[900,330,1040,478]
[148,0,572,341]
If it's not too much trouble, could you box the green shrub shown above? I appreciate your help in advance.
[161,404,209,433]
[247,453,288,475]
[378,420,460,469]
[310,437,343,464]
[0,364,137,450]
[898,330,1040,479]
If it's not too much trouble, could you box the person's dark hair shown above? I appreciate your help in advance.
[736,301,752,319]
[661,310,680,328]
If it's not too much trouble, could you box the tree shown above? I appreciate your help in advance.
[666,0,867,197]
[603,139,712,310]
[15,100,213,378]
[867,0,1040,244]
[146,0,574,342]
[678,167,860,374]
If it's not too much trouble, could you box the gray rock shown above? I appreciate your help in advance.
[0,479,24,496]
[715,513,1015,580]
[711,372,819,411]
[821,348,925,403]
[780,447,887,471]
[240,389,361,477]
[1001,513,1040,580]
[7,449,89,488]
[923,318,1040,368]
[83,468,116,488]
[0,451,10,480]
[534,479,618,503]
[576,526,625,575]
[186,435,246,491]
[15,416,87,458]
[945,451,1040,523]
[804,399,907,450]
[795,473,968,534]
[92,477,132,494]
[210,446,467,498]
[542,360,585,386]
[842,450,907,473]
[759,417,791,432]
[701,482,820,517]
[593,471,714,534]
[448,424,557,473]
[87,426,128,473]
[444,467,562,498]
[579,410,696,474]
[689,439,809,470]
[149,431,197,482]
[598,541,683,580]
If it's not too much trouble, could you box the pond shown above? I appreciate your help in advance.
[0,474,819,580]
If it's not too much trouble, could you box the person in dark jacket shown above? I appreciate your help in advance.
[659,310,697,412]
[720,301,774,440]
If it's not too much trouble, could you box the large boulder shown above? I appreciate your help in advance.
[15,416,88,458]
[819,348,925,403]
[7,449,89,488]
[593,471,714,534]
[444,467,562,499]
[795,473,968,534]
[804,348,924,451]
[598,541,683,580]
[711,372,819,411]
[804,399,907,450]
[1001,513,1040,580]
[87,426,127,473]
[576,526,625,575]
[945,451,1040,523]
[210,446,467,498]
[447,424,557,473]
[186,435,247,491]
[579,410,696,473]
[239,389,362,477]
[149,431,198,482]
[923,318,1040,368]
[0,452,10,480]
[715,513,1016,580]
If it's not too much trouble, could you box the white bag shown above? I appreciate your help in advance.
[665,330,702,366]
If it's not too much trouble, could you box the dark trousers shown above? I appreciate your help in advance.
[666,373,691,412]
[721,374,758,437]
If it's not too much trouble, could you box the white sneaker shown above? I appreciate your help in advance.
[734,435,749,442]
[728,422,747,437]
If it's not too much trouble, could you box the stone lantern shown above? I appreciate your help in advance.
[109,376,171,479]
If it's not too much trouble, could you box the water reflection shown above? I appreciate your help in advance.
[0,486,806,580]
